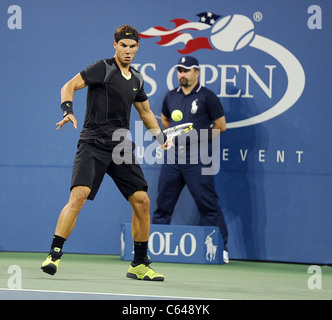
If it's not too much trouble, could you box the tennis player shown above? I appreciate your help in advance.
[41,25,166,281]
[152,56,229,263]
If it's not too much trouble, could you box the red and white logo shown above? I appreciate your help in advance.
[140,12,221,54]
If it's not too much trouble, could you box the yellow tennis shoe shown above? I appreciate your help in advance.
[41,247,63,275]
[126,259,165,281]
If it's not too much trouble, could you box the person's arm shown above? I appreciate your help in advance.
[161,113,170,129]
[210,116,227,139]
[133,99,162,135]
[56,73,87,130]
[133,99,169,147]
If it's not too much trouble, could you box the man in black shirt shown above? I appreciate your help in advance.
[41,25,166,281]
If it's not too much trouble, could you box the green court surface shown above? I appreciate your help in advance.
[0,252,331,300]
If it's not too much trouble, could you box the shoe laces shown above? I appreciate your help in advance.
[50,248,63,262]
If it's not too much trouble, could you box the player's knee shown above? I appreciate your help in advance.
[137,193,150,210]
[130,191,150,213]
[69,186,90,210]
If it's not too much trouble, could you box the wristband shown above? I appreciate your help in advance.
[154,131,167,145]
[61,101,73,118]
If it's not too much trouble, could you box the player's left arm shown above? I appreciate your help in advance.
[210,116,227,139]
[134,100,170,148]
[161,113,170,129]
[133,99,161,135]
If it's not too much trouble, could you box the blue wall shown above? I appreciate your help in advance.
[1,0,331,264]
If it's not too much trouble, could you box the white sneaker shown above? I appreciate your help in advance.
[223,250,229,264]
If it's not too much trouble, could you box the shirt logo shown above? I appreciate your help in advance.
[191,99,198,114]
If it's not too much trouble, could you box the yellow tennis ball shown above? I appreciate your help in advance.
[171,110,183,122]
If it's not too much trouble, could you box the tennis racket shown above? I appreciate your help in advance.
[161,122,194,150]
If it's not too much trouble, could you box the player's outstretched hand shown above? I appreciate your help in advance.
[56,114,77,130]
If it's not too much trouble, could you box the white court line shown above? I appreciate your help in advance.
[0,288,223,300]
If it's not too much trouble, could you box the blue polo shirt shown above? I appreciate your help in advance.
[162,83,224,129]
[162,83,224,151]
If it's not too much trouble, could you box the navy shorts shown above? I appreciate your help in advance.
[71,140,148,200]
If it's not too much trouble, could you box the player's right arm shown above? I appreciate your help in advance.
[56,73,87,130]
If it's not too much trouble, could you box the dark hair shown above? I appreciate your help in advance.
[114,25,140,43]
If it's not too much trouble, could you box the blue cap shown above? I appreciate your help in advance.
[175,56,199,69]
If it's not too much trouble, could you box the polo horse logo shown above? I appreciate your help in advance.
[205,230,218,261]
[191,99,198,114]
[120,228,125,257]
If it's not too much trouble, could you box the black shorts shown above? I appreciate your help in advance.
[71,140,148,200]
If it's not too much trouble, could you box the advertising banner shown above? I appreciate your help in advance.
[121,223,224,264]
